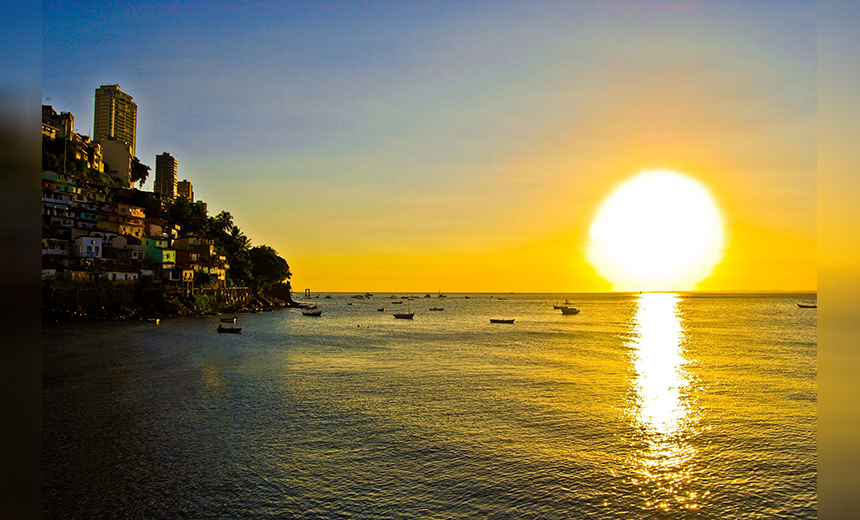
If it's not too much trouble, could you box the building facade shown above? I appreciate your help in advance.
[154,152,178,199]
[98,137,133,187]
[93,84,137,157]
[177,179,193,201]
[42,105,74,138]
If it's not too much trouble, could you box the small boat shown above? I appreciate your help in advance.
[429,307,444,311]
[393,303,414,319]
[553,299,573,309]
[324,295,332,299]
[424,294,431,298]
[391,301,403,304]
[464,296,471,299]
[490,318,515,324]
[217,325,242,333]
[377,307,385,312]
[797,302,817,308]
[147,317,160,325]
[347,302,353,305]
[560,307,580,315]
[220,317,237,323]
[302,308,322,316]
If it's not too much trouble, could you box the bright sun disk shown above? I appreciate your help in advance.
[587,170,724,291]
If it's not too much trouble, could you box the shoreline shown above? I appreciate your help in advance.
[41,284,305,323]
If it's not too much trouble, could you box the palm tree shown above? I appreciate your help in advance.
[211,211,234,238]
[227,226,251,256]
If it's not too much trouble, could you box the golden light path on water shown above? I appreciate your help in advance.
[627,292,705,512]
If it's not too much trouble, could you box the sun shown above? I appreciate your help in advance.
[587,170,724,291]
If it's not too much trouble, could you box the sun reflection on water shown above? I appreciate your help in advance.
[626,292,704,512]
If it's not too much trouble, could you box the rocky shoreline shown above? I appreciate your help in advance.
[42,289,305,323]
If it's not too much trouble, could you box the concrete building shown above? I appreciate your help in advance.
[98,137,133,187]
[177,179,193,201]
[93,84,137,157]
[42,105,74,138]
[154,152,178,199]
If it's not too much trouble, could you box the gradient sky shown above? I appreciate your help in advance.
[42,0,816,292]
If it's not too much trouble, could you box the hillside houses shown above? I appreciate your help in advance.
[41,170,229,285]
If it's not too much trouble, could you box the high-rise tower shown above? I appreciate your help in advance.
[93,84,137,157]
[177,179,194,201]
[155,152,178,199]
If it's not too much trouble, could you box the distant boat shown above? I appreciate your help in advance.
[425,294,431,298]
[394,302,414,319]
[429,307,444,311]
[391,301,403,304]
[377,307,385,312]
[147,317,160,324]
[438,292,447,298]
[464,296,471,299]
[560,307,580,315]
[797,302,817,308]
[553,299,573,309]
[324,295,332,299]
[217,325,242,333]
[220,317,237,323]
[490,318,515,324]
[302,308,322,316]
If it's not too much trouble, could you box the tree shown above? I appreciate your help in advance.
[130,157,151,187]
[169,197,210,237]
[248,245,291,293]
[193,270,213,287]
[210,211,234,239]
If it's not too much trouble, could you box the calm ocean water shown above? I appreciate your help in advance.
[43,293,816,519]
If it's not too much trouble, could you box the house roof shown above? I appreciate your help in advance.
[114,234,142,245]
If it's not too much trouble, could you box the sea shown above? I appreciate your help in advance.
[42,292,817,519]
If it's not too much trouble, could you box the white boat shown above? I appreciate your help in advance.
[302,307,322,316]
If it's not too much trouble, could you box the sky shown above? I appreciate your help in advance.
[42,0,816,292]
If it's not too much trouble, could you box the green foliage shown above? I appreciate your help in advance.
[130,157,151,187]
[249,245,291,292]
[170,197,211,238]
[207,211,255,287]
[42,135,87,176]
[193,270,213,287]
[192,292,218,313]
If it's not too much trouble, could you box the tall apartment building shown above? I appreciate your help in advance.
[154,152,178,199]
[93,84,137,157]
[176,179,194,201]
